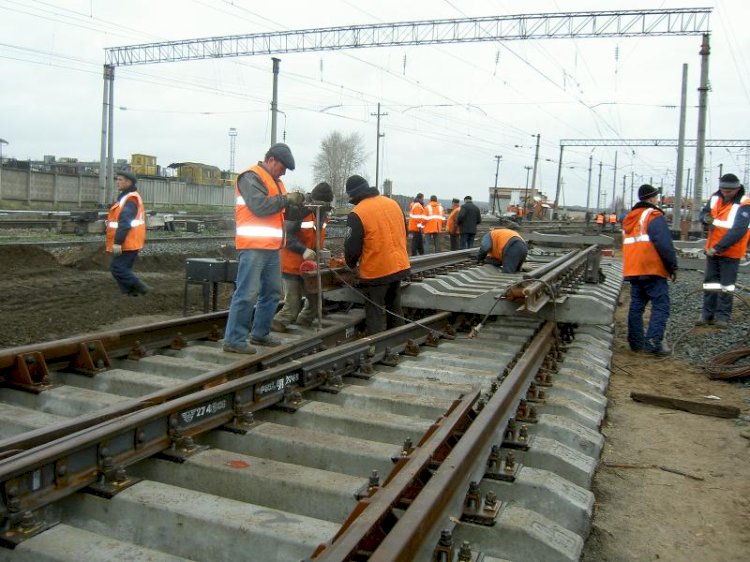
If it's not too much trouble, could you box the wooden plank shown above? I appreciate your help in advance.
[630,391,740,419]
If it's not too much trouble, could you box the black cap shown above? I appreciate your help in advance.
[266,143,295,170]
[452,198,460,204]
[638,184,659,200]
[311,182,334,202]
[719,173,741,189]
[345,175,370,199]
[116,170,137,185]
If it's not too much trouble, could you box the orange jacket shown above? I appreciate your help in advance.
[234,164,287,250]
[608,213,617,224]
[706,194,750,259]
[445,205,460,234]
[407,200,426,233]
[595,214,605,225]
[351,196,410,280]
[106,191,146,252]
[423,201,445,234]
[622,207,669,278]
[488,229,522,262]
[281,210,327,275]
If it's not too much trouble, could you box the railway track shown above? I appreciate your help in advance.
[0,242,621,561]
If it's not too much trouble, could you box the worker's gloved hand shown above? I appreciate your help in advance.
[287,191,305,206]
[669,271,677,283]
[302,248,316,261]
[111,244,122,256]
[706,247,716,257]
[703,215,714,225]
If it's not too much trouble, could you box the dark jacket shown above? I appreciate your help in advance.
[456,201,482,234]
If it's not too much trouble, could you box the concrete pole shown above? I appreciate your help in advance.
[621,175,627,214]
[99,65,112,206]
[271,57,280,145]
[106,66,115,204]
[596,161,603,211]
[692,34,710,223]
[492,154,502,214]
[371,103,387,191]
[530,134,540,198]
[610,151,618,210]
[585,154,593,212]
[553,144,564,218]
[673,63,688,232]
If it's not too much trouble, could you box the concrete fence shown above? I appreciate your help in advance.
[0,168,234,209]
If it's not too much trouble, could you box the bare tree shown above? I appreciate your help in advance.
[312,131,367,205]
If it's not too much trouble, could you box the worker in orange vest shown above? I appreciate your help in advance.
[407,193,426,256]
[595,213,605,232]
[608,212,618,231]
[423,195,446,253]
[476,228,528,273]
[445,198,461,250]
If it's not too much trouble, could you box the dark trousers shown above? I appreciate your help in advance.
[426,233,440,254]
[460,232,476,250]
[362,281,404,335]
[449,234,459,251]
[702,256,740,322]
[410,232,424,256]
[628,277,670,352]
[487,240,528,273]
[110,251,142,294]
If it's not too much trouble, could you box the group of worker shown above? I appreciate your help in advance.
[595,212,619,232]
[408,193,483,253]
[622,174,749,356]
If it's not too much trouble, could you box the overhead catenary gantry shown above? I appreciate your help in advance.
[99,8,712,203]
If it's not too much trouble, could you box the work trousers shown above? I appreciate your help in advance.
[627,277,670,352]
[449,234,460,251]
[425,232,441,254]
[274,274,317,327]
[702,256,740,322]
[110,250,143,294]
[361,280,404,335]
[460,232,476,250]
[410,231,424,256]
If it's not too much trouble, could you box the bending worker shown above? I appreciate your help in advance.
[697,173,750,328]
[272,182,333,332]
[476,228,528,273]
[344,175,411,335]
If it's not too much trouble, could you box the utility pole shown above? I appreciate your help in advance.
[692,34,711,224]
[228,128,238,173]
[621,175,627,214]
[673,63,688,234]
[718,163,723,180]
[0,138,7,201]
[553,144,564,219]
[610,151,618,210]
[524,165,532,221]
[270,57,281,144]
[492,155,502,214]
[630,171,634,208]
[371,103,388,191]
[530,133,541,200]
[585,154,593,215]
[596,161,603,211]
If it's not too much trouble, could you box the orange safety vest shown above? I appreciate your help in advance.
[106,191,146,252]
[407,200,426,233]
[234,164,287,250]
[706,194,750,259]
[352,196,410,280]
[423,201,445,234]
[595,214,605,225]
[622,207,669,278]
[608,213,617,224]
[488,229,522,262]
[280,210,328,275]
[445,206,460,234]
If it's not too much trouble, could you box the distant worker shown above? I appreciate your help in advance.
[106,170,150,296]
[476,228,528,273]
[697,173,750,328]
[608,212,618,231]
[223,142,304,354]
[445,198,461,251]
[407,192,426,256]
[344,175,411,335]
[622,184,677,355]
[272,182,334,333]
[595,213,605,232]
[423,195,445,253]
[457,195,482,249]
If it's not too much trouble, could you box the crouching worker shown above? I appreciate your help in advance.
[476,228,528,273]
[272,182,334,332]
[106,170,150,296]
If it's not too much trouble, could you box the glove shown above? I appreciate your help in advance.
[706,247,716,257]
[302,248,316,261]
[112,244,122,256]
[287,191,305,206]
[703,215,714,225]
[669,271,677,282]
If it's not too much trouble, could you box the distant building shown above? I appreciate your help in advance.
[131,153,157,176]
[168,162,223,186]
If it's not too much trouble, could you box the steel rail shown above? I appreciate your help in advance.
[312,321,557,561]
[0,313,453,539]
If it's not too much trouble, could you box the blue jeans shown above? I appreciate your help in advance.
[224,249,282,347]
[702,256,740,322]
[110,251,141,294]
[628,277,670,352]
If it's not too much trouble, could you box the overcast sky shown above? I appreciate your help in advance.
[1,0,749,207]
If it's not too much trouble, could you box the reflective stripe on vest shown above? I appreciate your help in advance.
[702,282,735,292]
[234,165,286,250]
[106,191,146,252]
[707,195,750,258]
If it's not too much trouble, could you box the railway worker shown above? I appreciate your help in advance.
[407,192,426,256]
[272,182,334,333]
[476,227,528,273]
[445,198,461,251]
[106,170,150,296]
[608,212,618,231]
[622,184,678,356]
[344,175,411,335]
[222,143,304,354]
[423,195,446,253]
[457,195,482,249]
[595,212,605,232]
[697,173,750,328]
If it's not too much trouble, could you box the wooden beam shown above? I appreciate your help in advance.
[630,391,740,419]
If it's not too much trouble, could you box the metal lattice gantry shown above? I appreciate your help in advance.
[560,139,750,148]
[105,8,711,66]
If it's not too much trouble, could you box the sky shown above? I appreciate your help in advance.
[1,0,749,207]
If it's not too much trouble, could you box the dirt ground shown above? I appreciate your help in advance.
[1,244,748,561]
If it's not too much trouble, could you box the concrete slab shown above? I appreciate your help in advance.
[348,371,474,401]
[0,403,69,439]
[0,385,128,417]
[52,368,173,397]
[509,436,597,489]
[533,414,604,460]
[308,385,451,420]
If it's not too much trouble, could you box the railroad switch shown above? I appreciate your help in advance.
[461,481,501,526]
[70,340,111,376]
[6,352,53,393]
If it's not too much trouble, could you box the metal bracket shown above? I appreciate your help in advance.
[461,482,501,526]
[485,447,521,482]
[84,455,141,499]
[223,406,257,434]
[0,509,58,549]
[70,340,111,376]
[5,352,52,393]
[158,432,209,463]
